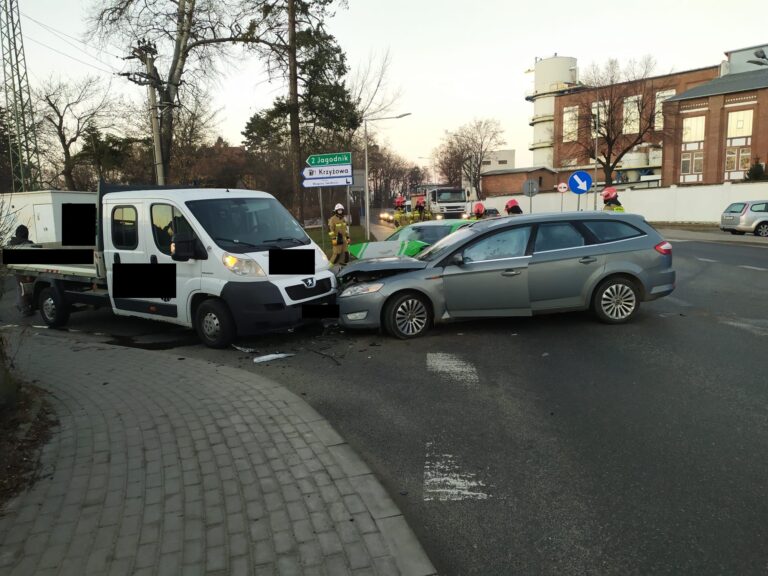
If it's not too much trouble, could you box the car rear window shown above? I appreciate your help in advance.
[582,220,644,243]
[725,203,746,214]
[750,203,768,212]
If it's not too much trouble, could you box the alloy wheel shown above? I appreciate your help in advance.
[395,298,428,336]
[601,283,637,321]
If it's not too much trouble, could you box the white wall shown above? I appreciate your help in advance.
[481,181,768,223]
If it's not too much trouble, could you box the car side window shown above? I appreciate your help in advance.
[725,203,746,213]
[750,203,767,212]
[151,204,194,255]
[582,220,644,243]
[112,205,138,250]
[533,222,586,252]
[462,226,531,262]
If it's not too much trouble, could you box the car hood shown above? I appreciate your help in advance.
[338,255,428,277]
[348,240,429,259]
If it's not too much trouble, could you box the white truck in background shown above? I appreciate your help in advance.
[6,185,337,348]
[425,187,470,220]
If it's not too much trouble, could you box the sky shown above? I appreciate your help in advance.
[19,0,768,175]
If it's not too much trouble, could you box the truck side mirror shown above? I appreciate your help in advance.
[171,233,195,262]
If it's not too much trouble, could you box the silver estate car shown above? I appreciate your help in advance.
[337,212,675,339]
[720,200,768,237]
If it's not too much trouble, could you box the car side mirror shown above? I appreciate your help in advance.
[171,233,195,262]
[451,252,464,266]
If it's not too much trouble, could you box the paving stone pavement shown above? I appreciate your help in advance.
[0,329,436,576]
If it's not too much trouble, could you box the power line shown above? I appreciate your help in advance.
[23,18,122,71]
[20,11,125,60]
[24,35,118,75]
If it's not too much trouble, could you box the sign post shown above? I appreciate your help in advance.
[522,179,539,214]
[567,170,593,211]
[557,182,568,211]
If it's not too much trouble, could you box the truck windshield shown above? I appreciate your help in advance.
[435,190,465,203]
[185,197,310,253]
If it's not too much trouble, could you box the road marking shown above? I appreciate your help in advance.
[719,318,768,337]
[426,352,479,389]
[423,441,489,502]
[739,265,767,271]
[696,257,718,263]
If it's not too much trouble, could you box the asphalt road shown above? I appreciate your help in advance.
[3,235,767,575]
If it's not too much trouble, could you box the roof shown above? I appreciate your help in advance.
[668,69,768,102]
[103,188,274,202]
[724,44,767,56]
[481,167,557,177]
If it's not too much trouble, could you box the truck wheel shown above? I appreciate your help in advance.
[39,286,70,328]
[383,291,432,339]
[195,299,235,348]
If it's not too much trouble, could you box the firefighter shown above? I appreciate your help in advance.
[393,196,406,228]
[470,202,486,221]
[328,203,351,266]
[601,188,625,212]
[505,199,523,215]
[414,198,426,222]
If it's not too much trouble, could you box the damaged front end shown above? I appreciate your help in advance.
[336,256,428,290]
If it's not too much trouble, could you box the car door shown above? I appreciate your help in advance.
[442,225,532,317]
[527,221,605,311]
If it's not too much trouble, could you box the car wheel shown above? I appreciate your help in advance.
[755,222,768,238]
[38,286,70,328]
[593,277,640,324]
[383,292,432,339]
[195,299,235,348]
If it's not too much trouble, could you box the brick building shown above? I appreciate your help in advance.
[480,167,557,197]
[551,67,719,186]
[663,46,768,186]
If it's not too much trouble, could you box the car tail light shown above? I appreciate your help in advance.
[655,241,672,255]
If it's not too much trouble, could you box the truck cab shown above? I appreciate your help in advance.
[427,188,469,220]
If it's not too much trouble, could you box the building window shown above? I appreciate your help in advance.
[725,149,737,171]
[482,160,492,165]
[682,116,706,143]
[591,101,609,138]
[739,147,751,170]
[562,106,578,142]
[654,89,676,130]
[623,95,641,134]
[692,151,704,174]
[727,110,753,138]
[498,159,508,165]
[681,153,692,174]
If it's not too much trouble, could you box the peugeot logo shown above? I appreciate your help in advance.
[302,278,315,288]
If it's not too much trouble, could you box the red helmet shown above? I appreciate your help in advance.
[394,196,405,207]
[505,199,519,210]
[473,202,485,216]
[601,187,618,200]
[416,198,425,207]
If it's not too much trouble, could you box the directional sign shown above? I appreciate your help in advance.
[522,179,539,197]
[306,152,351,167]
[568,170,592,195]
[302,164,352,179]
[557,182,568,193]
[302,176,353,188]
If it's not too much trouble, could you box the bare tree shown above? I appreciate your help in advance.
[445,119,505,200]
[432,136,464,187]
[348,49,401,120]
[35,76,116,190]
[565,56,672,186]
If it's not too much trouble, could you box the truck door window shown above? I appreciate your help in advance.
[112,206,138,250]
[151,204,194,255]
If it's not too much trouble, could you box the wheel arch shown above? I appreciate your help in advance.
[380,288,436,328]
[589,272,645,309]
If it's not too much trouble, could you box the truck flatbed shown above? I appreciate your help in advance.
[8,263,103,283]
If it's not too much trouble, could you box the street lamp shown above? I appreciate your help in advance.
[364,112,412,240]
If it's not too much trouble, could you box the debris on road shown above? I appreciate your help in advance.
[253,353,294,364]
[232,344,256,353]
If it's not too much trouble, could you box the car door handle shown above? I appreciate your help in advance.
[579,257,597,264]
[501,269,521,277]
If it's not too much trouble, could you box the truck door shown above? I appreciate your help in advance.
[33,204,55,243]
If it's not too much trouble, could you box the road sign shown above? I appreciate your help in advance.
[302,164,352,179]
[557,182,568,193]
[568,171,592,194]
[522,179,539,197]
[302,176,353,188]
[306,152,351,167]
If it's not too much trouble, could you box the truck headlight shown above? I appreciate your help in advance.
[222,253,266,276]
[340,282,384,298]
[436,214,444,220]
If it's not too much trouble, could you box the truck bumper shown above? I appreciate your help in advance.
[220,281,337,336]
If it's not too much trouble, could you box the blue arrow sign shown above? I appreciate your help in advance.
[568,170,593,195]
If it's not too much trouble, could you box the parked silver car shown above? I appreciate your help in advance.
[720,200,768,237]
[337,212,675,338]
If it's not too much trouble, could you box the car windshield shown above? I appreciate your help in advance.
[435,189,466,203]
[416,226,475,261]
[387,224,455,244]
[185,197,310,253]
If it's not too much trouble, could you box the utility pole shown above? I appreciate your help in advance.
[287,0,303,222]
[0,0,41,192]
[121,39,165,185]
